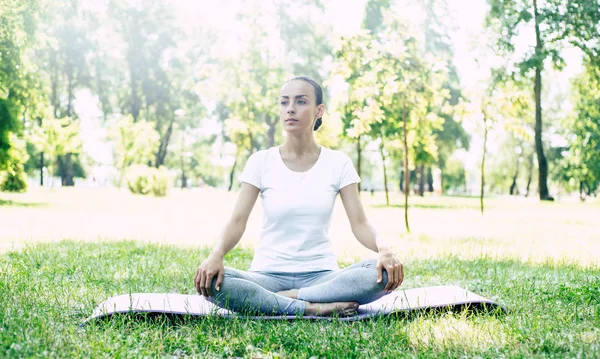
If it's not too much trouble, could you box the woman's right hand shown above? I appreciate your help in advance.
[194,254,224,297]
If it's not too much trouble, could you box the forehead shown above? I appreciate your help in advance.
[280,80,314,98]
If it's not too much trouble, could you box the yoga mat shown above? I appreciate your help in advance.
[84,285,505,323]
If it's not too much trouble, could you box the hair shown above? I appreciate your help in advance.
[288,76,323,131]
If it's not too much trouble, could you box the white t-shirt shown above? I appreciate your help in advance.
[238,145,361,273]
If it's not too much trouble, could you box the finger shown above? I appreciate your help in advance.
[215,270,224,292]
[397,264,405,289]
[391,266,401,291]
[205,273,213,297]
[194,270,201,294]
[199,273,206,296]
[384,266,395,291]
[376,262,383,283]
[393,264,404,291]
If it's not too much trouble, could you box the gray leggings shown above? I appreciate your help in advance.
[208,259,389,316]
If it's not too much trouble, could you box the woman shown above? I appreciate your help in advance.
[194,76,404,317]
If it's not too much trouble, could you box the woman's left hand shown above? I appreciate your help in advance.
[376,250,404,291]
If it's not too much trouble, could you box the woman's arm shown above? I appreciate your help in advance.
[210,182,260,258]
[195,182,259,296]
[339,183,390,253]
[340,183,404,291]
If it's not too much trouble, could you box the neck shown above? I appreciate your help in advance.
[281,132,319,156]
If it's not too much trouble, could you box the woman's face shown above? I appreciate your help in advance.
[279,80,324,133]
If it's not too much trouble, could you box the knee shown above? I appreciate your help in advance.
[354,264,389,290]
[359,259,378,269]
[210,267,235,291]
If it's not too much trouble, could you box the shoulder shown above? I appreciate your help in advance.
[321,146,353,164]
[247,148,273,161]
[245,147,279,167]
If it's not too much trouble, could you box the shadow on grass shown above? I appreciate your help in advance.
[0,199,48,208]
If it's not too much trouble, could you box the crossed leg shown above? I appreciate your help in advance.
[208,267,360,316]
[279,259,390,305]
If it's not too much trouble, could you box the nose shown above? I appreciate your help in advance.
[287,104,295,114]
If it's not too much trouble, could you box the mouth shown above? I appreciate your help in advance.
[285,118,298,123]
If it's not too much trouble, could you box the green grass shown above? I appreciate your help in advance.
[1,240,599,358]
[0,198,47,208]
[1,188,599,357]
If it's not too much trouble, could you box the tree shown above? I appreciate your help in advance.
[486,0,600,201]
[0,0,39,172]
[419,0,470,195]
[28,116,82,186]
[0,134,29,192]
[560,63,600,198]
[109,0,206,168]
[107,116,160,187]
[34,0,93,186]
[332,12,448,231]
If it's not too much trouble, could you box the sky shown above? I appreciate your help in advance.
[77,0,584,184]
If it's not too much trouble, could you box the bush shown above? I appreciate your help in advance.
[1,135,29,192]
[125,165,169,197]
[1,162,28,192]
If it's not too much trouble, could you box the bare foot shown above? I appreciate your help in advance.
[305,301,359,317]
[276,289,299,299]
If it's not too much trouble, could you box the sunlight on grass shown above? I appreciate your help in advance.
[1,189,599,356]
[1,188,599,269]
[407,316,513,353]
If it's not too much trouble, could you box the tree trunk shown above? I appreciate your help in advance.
[525,152,534,197]
[509,155,521,195]
[357,135,362,193]
[533,0,553,201]
[480,113,488,215]
[50,51,60,119]
[427,167,434,192]
[228,156,238,192]
[266,115,276,148]
[180,136,187,189]
[418,164,425,196]
[379,135,389,206]
[66,66,74,118]
[402,105,410,233]
[39,152,44,186]
[399,170,404,192]
[60,67,75,187]
[155,117,175,167]
[129,61,140,122]
[57,154,75,186]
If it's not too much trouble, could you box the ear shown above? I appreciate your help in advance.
[315,104,325,119]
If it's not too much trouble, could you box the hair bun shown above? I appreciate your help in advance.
[313,118,322,131]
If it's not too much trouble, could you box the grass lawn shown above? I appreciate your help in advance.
[1,188,599,358]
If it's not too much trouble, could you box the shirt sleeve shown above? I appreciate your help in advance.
[338,154,361,191]
[238,151,262,190]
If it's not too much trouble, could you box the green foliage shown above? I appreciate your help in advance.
[0,0,40,170]
[0,134,29,192]
[559,64,600,195]
[125,165,170,197]
[332,14,450,166]
[486,0,600,199]
[441,157,466,193]
[107,116,160,186]
[27,116,82,182]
